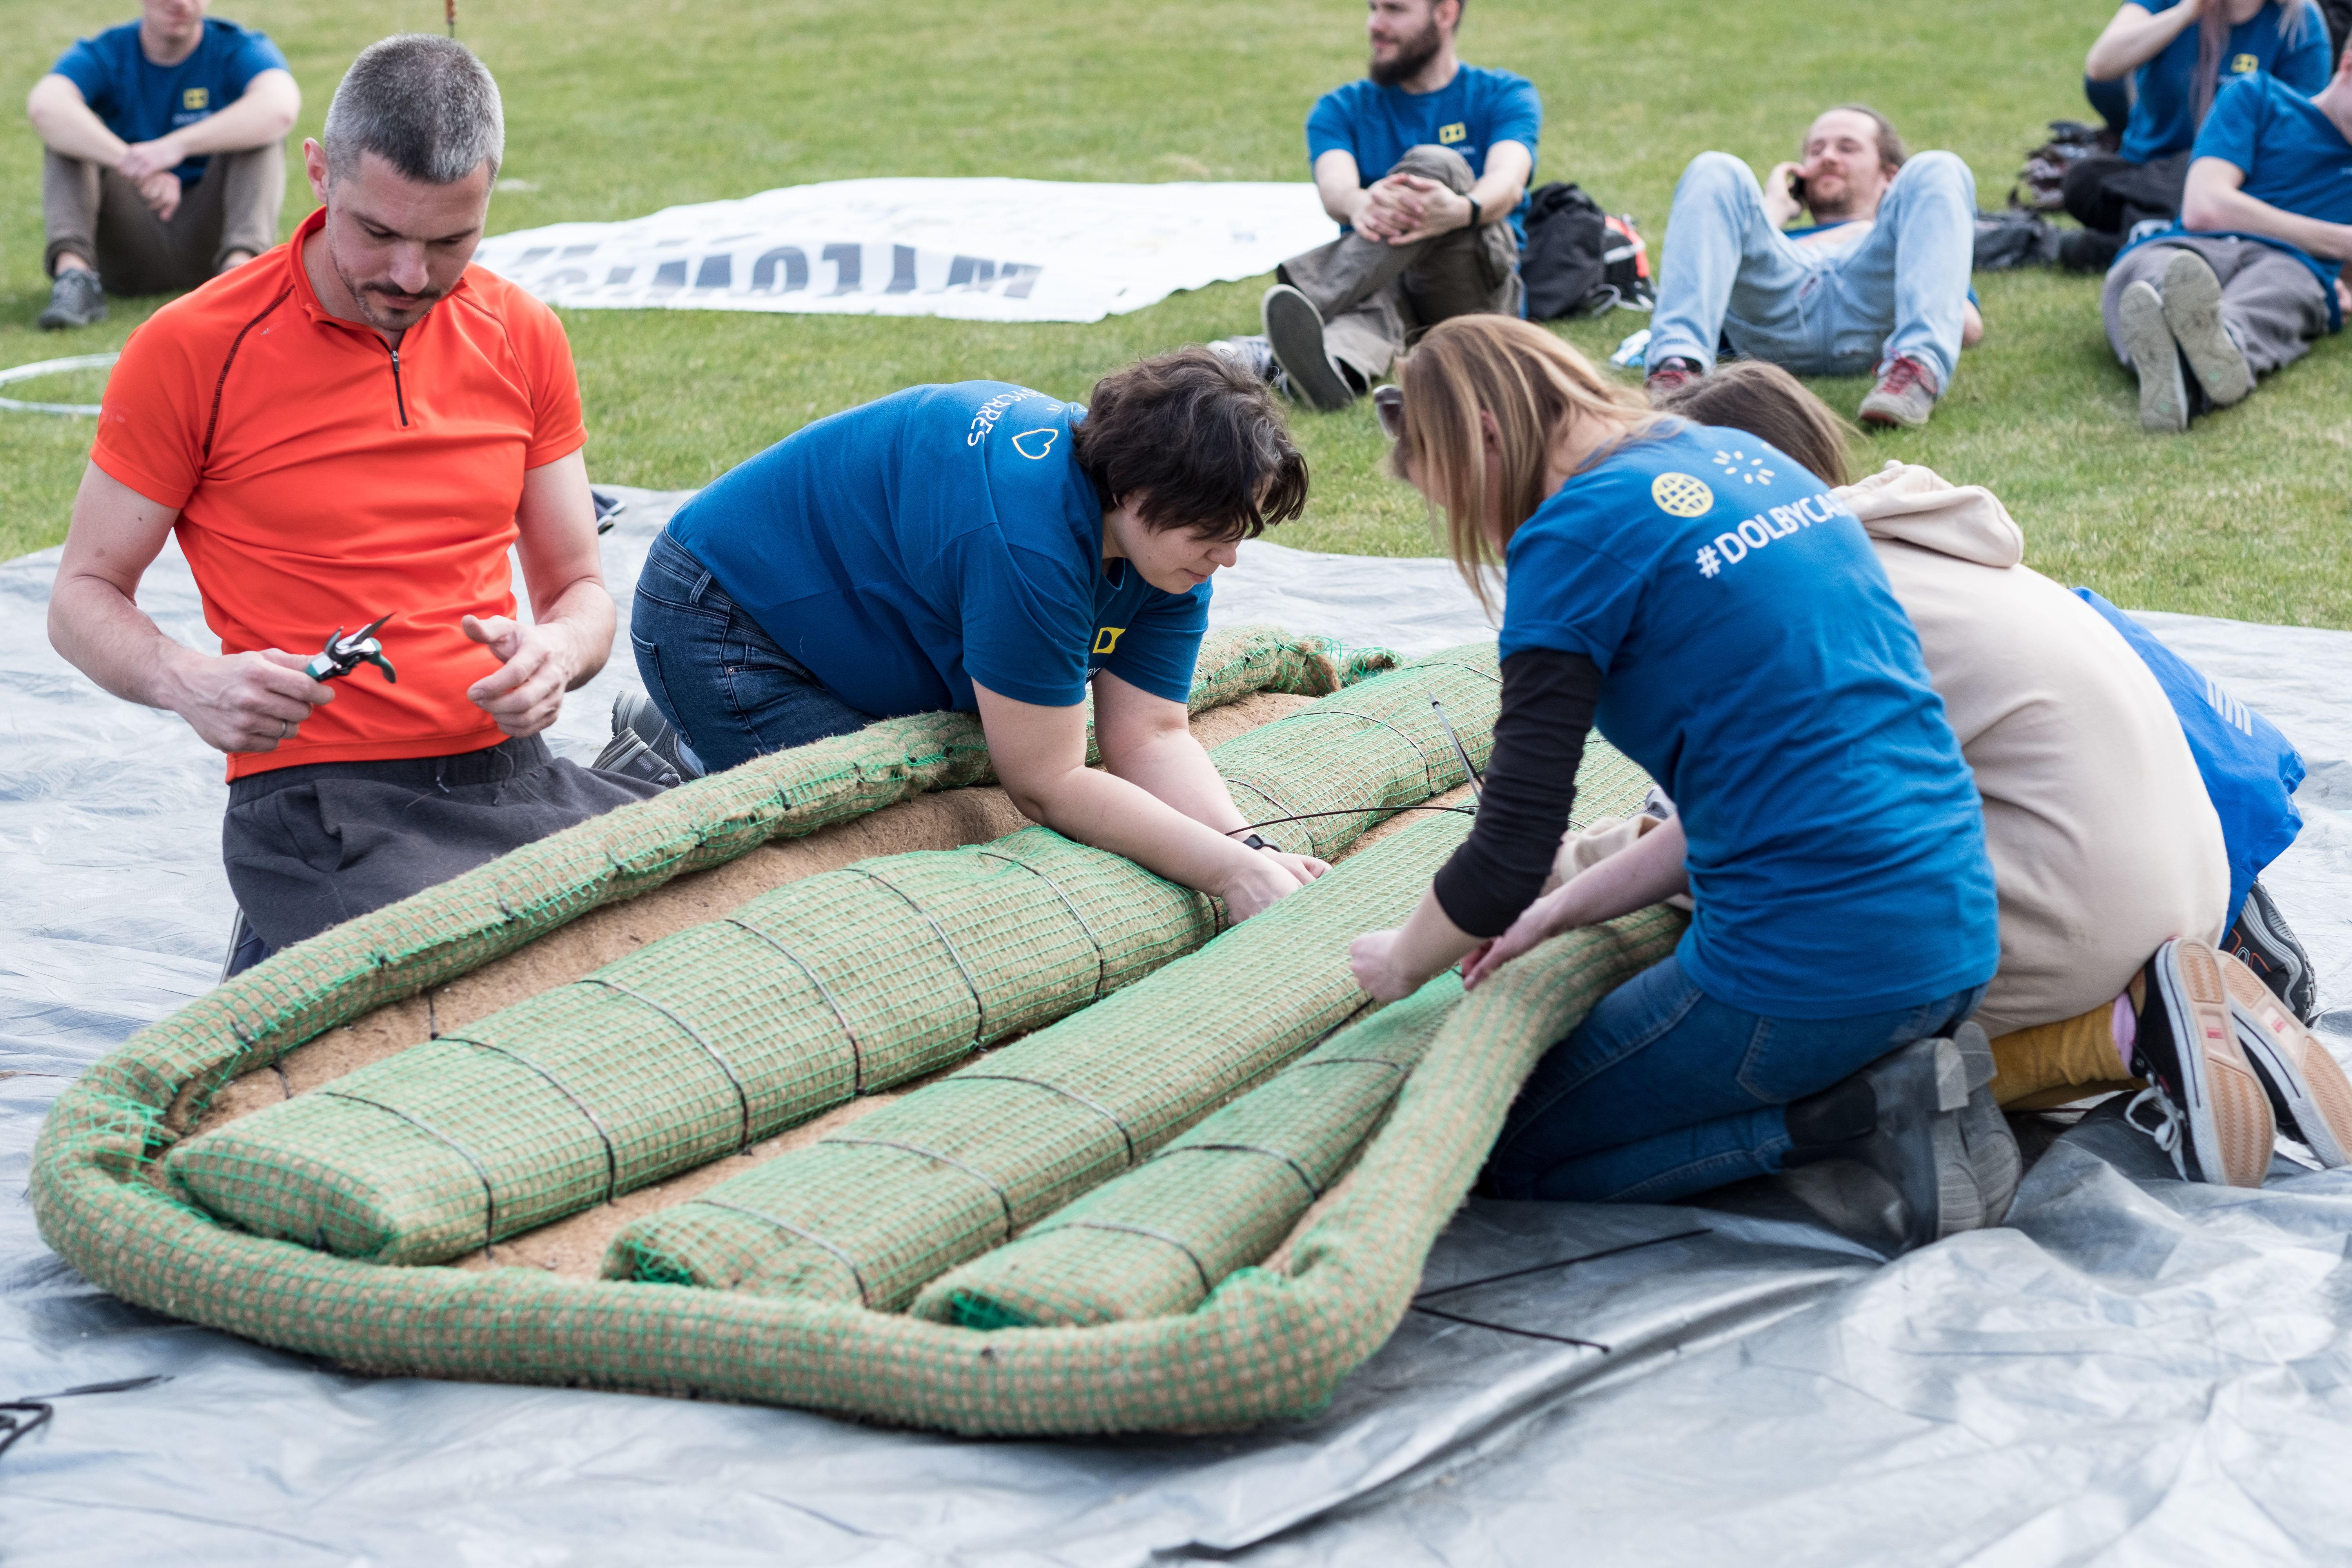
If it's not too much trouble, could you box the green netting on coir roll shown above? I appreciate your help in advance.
[32,890,1683,1433]
[81,623,1379,1136]
[914,973,1465,1330]
[163,643,1506,1264]
[602,725,1652,1314]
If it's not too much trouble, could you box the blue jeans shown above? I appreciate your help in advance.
[1484,954,1987,1205]
[1645,150,1977,390]
[629,528,879,773]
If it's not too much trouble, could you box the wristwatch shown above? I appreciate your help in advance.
[1463,195,1483,230]
[1241,833,1285,855]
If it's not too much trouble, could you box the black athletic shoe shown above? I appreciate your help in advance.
[37,267,106,330]
[2227,880,2317,1026]
[2121,938,2276,1186]
[1780,1023,2020,1256]
[1260,284,1355,412]
[593,690,691,786]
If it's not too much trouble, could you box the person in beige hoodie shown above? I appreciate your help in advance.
[1637,365,2232,1114]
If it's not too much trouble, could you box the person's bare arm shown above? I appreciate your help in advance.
[25,74,125,165]
[1092,670,1328,888]
[2182,154,2352,257]
[47,462,333,754]
[116,69,299,181]
[1377,139,1537,245]
[976,677,1312,922]
[462,449,613,738]
[1313,148,1376,231]
[1458,816,1690,989]
[2086,0,2202,81]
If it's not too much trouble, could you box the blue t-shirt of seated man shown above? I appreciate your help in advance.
[2127,71,2352,328]
[2118,0,2332,163]
[1306,64,1542,241]
[666,382,1210,722]
[51,18,290,183]
[1497,422,1999,1020]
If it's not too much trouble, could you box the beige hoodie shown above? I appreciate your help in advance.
[1842,462,2228,1034]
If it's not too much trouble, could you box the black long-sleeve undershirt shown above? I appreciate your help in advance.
[1430,647,1603,939]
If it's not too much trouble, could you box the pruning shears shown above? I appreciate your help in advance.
[305,613,398,684]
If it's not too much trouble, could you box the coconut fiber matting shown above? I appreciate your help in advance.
[34,634,1681,1433]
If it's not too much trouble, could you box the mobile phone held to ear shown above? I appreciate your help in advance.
[1787,171,1808,209]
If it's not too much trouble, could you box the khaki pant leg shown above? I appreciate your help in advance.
[86,164,209,295]
[1276,143,1519,385]
[41,149,103,278]
[1989,1004,2144,1111]
[211,140,287,269]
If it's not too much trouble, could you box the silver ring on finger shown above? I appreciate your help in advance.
[279,717,291,739]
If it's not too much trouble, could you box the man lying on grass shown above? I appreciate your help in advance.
[1642,105,1984,430]
[608,347,1333,924]
[2102,34,2352,431]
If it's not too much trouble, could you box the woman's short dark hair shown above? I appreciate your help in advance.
[1652,360,1857,488]
[1071,347,1309,542]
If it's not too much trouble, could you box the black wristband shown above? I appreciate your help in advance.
[1241,833,1285,855]
[1464,195,1483,230]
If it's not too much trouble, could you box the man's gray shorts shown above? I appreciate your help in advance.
[221,733,663,956]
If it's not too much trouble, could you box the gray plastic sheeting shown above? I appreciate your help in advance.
[6,490,2352,1564]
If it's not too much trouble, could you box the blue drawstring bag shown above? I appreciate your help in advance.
[2074,588,2304,930]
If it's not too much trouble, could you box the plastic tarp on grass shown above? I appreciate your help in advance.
[469,179,1340,323]
[11,490,2352,1562]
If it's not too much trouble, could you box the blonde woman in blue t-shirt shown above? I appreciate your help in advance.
[1345,315,2011,1257]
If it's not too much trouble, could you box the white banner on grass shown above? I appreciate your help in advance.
[470,178,1339,324]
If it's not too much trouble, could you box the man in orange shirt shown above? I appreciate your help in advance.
[47,34,657,974]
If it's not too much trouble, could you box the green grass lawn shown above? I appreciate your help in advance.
[5,0,2348,624]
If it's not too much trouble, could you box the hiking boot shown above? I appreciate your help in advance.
[2117,280,2189,434]
[2160,248,2251,408]
[2227,880,2318,1025]
[1857,355,1938,428]
[2121,938,2276,1185]
[37,267,106,330]
[1779,1024,2020,1256]
[1644,355,1705,399]
[593,689,693,787]
[2221,948,2352,1167]
[1260,285,1355,412]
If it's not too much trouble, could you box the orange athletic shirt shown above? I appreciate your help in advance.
[90,205,588,780]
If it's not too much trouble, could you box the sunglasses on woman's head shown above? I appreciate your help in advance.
[1372,383,1405,441]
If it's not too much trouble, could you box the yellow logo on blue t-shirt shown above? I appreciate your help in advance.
[1651,473,1714,517]
[182,86,210,111]
[2232,53,2259,73]
[1011,428,1058,459]
[1439,122,1468,145]
[1093,626,1126,655]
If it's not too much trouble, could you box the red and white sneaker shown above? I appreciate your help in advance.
[2122,938,2277,1187]
[1857,355,1939,428]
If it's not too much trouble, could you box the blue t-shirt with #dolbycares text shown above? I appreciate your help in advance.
[666,383,1210,719]
[1306,65,1542,240]
[1497,422,1998,1018]
[51,18,289,182]
[2117,0,2331,163]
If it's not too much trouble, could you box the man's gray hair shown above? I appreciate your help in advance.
[322,35,504,185]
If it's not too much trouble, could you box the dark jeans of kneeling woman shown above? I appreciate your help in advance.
[629,528,880,773]
[1483,957,1986,1203]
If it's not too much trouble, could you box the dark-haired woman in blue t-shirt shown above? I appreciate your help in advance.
[2065,0,2332,267]
[1345,316,2009,1256]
